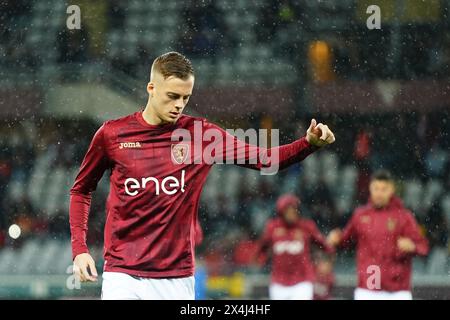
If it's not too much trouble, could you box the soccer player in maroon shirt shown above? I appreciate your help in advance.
[313,251,335,300]
[255,194,334,300]
[327,170,429,300]
[69,51,336,299]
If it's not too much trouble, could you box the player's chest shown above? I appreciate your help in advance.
[272,227,307,255]
[358,214,401,239]
[109,135,194,173]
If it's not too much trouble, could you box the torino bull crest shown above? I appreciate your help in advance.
[171,143,190,164]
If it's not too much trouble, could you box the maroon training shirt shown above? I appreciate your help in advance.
[339,196,429,292]
[70,111,318,278]
[258,217,334,286]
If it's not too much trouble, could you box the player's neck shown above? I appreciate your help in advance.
[142,104,164,126]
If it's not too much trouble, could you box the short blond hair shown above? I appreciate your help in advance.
[151,51,194,80]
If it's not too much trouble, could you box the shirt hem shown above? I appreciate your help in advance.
[103,265,194,279]
[356,285,411,292]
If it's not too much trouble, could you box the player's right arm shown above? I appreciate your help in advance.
[69,123,110,282]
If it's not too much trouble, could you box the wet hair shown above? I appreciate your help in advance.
[151,51,194,80]
[371,169,394,182]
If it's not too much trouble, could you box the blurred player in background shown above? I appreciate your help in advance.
[327,170,429,300]
[255,194,334,300]
[312,251,335,300]
[69,51,336,300]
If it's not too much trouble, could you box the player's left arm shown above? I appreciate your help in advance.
[396,212,429,257]
[205,119,335,172]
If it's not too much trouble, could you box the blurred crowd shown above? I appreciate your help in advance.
[0,0,39,70]
[1,0,449,81]
[0,119,103,248]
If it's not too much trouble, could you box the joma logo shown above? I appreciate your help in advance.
[119,142,142,149]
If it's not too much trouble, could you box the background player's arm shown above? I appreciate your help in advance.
[396,213,429,257]
[205,119,335,171]
[327,213,358,249]
[308,221,335,254]
[69,123,110,282]
[253,223,273,265]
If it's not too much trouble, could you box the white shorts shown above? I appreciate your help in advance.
[269,281,314,300]
[101,271,195,300]
[354,288,412,300]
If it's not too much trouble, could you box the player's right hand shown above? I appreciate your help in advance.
[327,229,342,247]
[73,253,98,282]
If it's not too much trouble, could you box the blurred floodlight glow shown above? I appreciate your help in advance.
[8,224,21,239]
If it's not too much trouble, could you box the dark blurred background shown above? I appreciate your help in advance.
[0,0,449,299]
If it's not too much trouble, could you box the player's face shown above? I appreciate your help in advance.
[369,180,395,208]
[148,73,194,124]
[283,206,299,224]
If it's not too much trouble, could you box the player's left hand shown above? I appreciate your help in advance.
[306,119,335,147]
[397,237,416,253]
